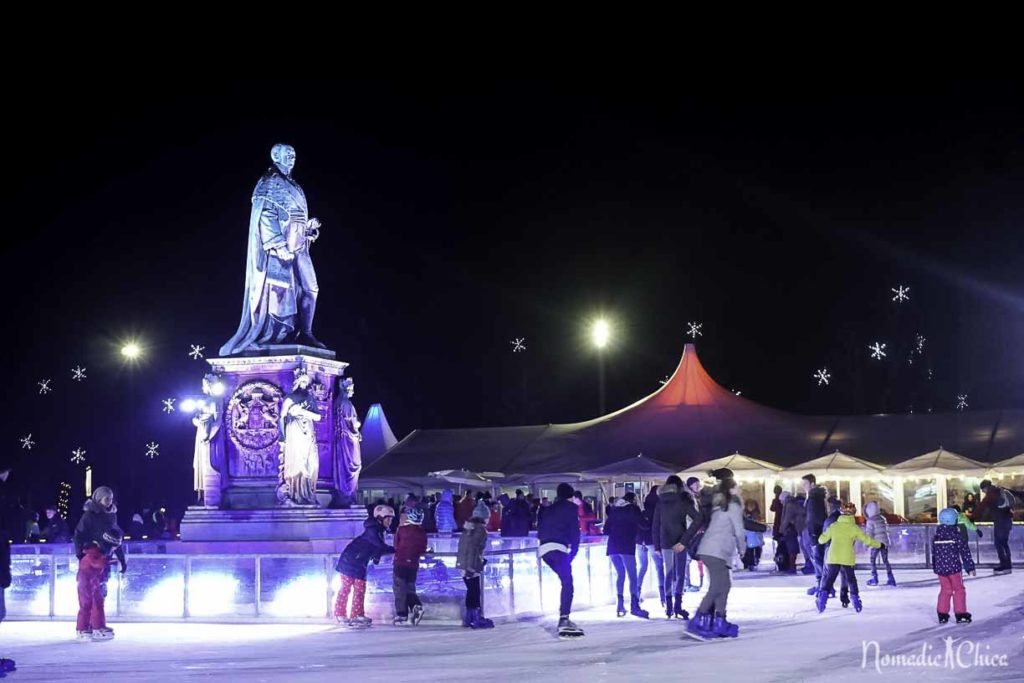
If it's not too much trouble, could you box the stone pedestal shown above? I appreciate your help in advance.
[179,506,367,543]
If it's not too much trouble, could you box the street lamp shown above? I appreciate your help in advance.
[121,341,142,360]
[591,319,611,415]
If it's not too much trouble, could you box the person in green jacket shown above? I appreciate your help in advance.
[815,502,882,613]
[951,505,982,547]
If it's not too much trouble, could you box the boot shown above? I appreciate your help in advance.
[686,611,712,637]
[937,612,950,624]
[866,571,879,586]
[463,607,476,628]
[807,586,819,596]
[711,613,739,638]
[851,594,863,613]
[297,293,327,349]
[472,609,495,629]
[630,595,649,619]
[673,594,689,620]
[885,573,896,587]
[955,612,972,624]
[815,591,828,613]
[666,596,674,619]
[616,594,626,618]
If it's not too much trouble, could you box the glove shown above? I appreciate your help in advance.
[976,529,983,538]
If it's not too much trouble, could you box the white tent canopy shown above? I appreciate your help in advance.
[679,452,783,479]
[991,453,1024,475]
[880,448,989,478]
[778,451,886,480]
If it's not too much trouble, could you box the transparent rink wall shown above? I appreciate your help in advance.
[6,524,1022,624]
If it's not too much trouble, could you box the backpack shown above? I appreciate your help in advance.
[999,489,1019,510]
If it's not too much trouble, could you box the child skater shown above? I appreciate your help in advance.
[815,502,881,613]
[334,505,395,628]
[863,501,896,586]
[393,506,428,625]
[933,507,976,624]
[456,499,495,628]
[72,486,127,641]
[742,499,764,571]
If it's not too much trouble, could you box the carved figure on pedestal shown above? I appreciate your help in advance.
[192,374,223,506]
[278,368,322,506]
[333,377,362,507]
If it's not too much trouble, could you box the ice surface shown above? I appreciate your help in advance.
[2,569,1021,682]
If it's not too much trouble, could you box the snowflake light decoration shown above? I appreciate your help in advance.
[687,321,703,339]
[71,366,87,381]
[658,375,670,386]
[731,389,742,396]
[813,368,831,386]
[510,337,526,353]
[20,434,35,450]
[891,285,910,303]
[869,342,887,360]
[71,448,86,464]
[145,442,160,459]
[915,334,926,354]
[956,394,968,412]
[162,398,176,414]
[38,379,52,395]
[189,344,205,360]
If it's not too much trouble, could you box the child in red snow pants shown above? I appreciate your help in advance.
[936,573,967,614]
[77,548,107,631]
[334,574,367,618]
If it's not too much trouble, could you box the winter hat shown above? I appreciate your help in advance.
[613,498,629,507]
[685,476,701,489]
[373,504,396,520]
[92,486,114,504]
[556,483,575,500]
[939,508,959,526]
[406,507,425,525]
[864,501,879,518]
[840,502,857,516]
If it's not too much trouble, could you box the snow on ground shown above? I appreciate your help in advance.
[2,569,1021,682]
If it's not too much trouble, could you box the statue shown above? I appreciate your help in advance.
[333,378,362,506]
[220,144,326,356]
[278,368,322,506]
[192,374,222,506]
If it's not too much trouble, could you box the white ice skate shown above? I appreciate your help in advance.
[410,605,424,626]
[91,627,115,641]
[557,617,584,639]
[76,630,93,642]
[348,615,372,629]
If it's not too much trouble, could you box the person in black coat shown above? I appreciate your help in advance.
[334,505,395,626]
[801,475,828,583]
[501,490,532,538]
[638,487,664,606]
[41,506,71,543]
[1,499,14,672]
[73,488,126,572]
[973,480,1015,575]
[604,492,648,618]
[653,475,703,619]
[538,483,583,636]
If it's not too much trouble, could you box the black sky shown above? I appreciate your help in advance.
[3,79,1022,514]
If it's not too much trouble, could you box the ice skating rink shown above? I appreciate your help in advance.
[3,569,1021,682]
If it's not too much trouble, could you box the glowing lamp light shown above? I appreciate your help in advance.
[121,342,142,360]
[210,380,226,397]
[264,575,331,617]
[180,399,197,413]
[592,319,610,349]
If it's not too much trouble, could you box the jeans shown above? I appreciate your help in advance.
[937,573,967,614]
[696,555,732,615]
[661,548,687,597]
[637,543,664,601]
[542,550,574,618]
[392,566,422,618]
[464,574,482,609]
[870,546,893,577]
[993,521,1012,570]
[802,528,823,578]
[610,554,639,598]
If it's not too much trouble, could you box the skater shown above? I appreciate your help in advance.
[973,480,1015,575]
[779,489,805,574]
[637,487,665,606]
[653,475,703,620]
[455,491,475,531]
[72,486,127,641]
[933,507,976,624]
[1,499,17,675]
[683,477,745,639]
[456,501,494,628]
[538,483,583,638]
[435,489,457,536]
[682,476,707,591]
[393,506,428,625]
[863,501,896,586]
[815,503,882,613]
[334,505,395,627]
[801,475,828,588]
[817,497,846,605]
[742,499,763,571]
[604,493,648,619]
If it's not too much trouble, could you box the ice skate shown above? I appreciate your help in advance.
[0,659,15,674]
[629,596,649,619]
[955,612,972,624]
[91,627,114,641]
[393,615,409,626]
[937,612,950,624]
[76,630,93,642]
[815,591,828,613]
[411,604,424,626]
[992,567,1012,576]
[711,613,739,638]
[885,574,897,586]
[616,594,626,618]
[681,611,713,641]
[851,594,863,613]
[866,573,879,586]
[557,616,584,639]
[349,615,372,628]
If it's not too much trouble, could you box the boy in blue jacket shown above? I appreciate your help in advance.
[538,483,582,638]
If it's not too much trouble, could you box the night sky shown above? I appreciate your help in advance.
[3,80,1022,516]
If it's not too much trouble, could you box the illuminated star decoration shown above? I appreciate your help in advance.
[38,379,52,395]
[915,334,926,354]
[71,365,87,381]
[145,442,160,459]
[814,368,831,386]
[658,375,670,386]
[189,344,205,360]
[510,337,526,353]
[891,285,910,303]
[956,394,968,412]
[162,398,176,414]
[687,321,703,339]
[731,388,742,396]
[71,448,86,464]
[20,434,35,450]
[869,342,887,360]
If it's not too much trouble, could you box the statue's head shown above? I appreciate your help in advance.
[271,144,296,173]
[342,377,355,398]
[293,367,312,390]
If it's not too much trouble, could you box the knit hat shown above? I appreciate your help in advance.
[406,507,425,525]
[613,497,629,507]
[473,500,491,520]
[939,508,959,526]
[840,502,857,516]
[685,476,701,489]
[92,486,114,504]
[864,501,879,518]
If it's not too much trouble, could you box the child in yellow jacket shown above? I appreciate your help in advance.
[816,502,882,613]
